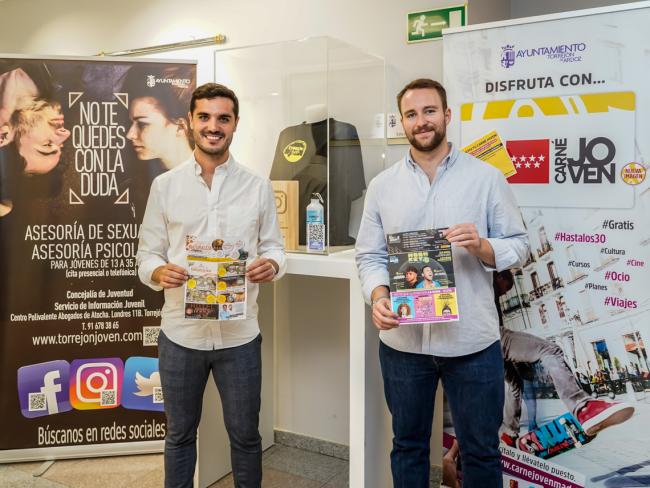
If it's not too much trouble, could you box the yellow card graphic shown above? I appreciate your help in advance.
[462,130,517,178]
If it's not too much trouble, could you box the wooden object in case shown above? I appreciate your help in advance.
[271,180,299,251]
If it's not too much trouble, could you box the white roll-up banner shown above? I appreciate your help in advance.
[443,3,650,487]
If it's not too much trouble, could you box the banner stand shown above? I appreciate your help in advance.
[443,2,650,487]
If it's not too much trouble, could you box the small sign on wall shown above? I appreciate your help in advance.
[407,4,467,43]
[387,113,405,139]
[271,180,299,251]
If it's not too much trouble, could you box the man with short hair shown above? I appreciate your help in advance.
[137,83,286,488]
[416,264,442,289]
[404,265,419,288]
[355,78,529,487]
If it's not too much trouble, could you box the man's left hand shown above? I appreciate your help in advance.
[443,223,495,266]
[443,223,481,253]
[246,258,278,283]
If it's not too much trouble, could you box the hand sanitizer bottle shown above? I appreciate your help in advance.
[306,193,325,253]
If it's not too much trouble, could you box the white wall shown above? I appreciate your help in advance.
[0,0,510,124]
[0,0,634,124]
[2,0,639,56]
[0,0,516,171]
[510,0,646,18]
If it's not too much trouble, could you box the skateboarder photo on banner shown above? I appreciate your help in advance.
[494,270,635,452]
[441,271,635,487]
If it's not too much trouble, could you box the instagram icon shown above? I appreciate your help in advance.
[70,358,123,410]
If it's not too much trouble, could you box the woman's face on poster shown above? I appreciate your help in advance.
[19,105,71,175]
[127,97,178,161]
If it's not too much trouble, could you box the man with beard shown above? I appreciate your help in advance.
[137,83,286,488]
[355,79,529,488]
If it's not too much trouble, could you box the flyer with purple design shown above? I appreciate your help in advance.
[387,228,459,324]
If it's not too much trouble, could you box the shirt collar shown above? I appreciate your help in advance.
[192,153,234,176]
[406,142,458,172]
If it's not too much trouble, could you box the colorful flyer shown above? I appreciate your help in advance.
[387,228,459,324]
[461,129,517,178]
[184,235,248,321]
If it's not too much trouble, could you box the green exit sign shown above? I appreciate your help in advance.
[407,5,467,43]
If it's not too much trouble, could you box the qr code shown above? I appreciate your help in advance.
[100,389,117,407]
[143,326,161,346]
[307,223,325,249]
[153,386,164,404]
[29,392,47,412]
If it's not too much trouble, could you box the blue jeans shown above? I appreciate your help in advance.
[158,331,263,488]
[380,340,504,488]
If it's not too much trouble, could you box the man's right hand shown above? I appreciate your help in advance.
[152,263,188,289]
[372,296,400,331]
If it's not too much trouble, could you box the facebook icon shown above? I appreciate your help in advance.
[17,360,72,418]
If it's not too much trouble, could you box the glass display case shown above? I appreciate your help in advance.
[215,37,385,253]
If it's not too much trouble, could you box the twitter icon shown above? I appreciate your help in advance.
[122,357,164,411]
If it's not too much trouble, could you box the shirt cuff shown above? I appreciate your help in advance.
[362,271,390,304]
[483,237,520,272]
[261,250,287,281]
[138,258,166,291]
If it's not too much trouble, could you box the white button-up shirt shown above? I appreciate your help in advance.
[136,154,286,350]
[355,144,529,357]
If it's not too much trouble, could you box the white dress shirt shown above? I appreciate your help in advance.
[355,144,529,357]
[137,154,286,350]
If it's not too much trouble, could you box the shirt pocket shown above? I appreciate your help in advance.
[224,207,258,245]
[436,200,484,234]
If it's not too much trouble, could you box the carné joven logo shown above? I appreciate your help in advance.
[553,137,616,184]
[506,137,617,185]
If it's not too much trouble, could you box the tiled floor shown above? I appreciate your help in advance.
[0,444,441,487]
[0,445,344,488]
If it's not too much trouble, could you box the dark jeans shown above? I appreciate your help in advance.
[158,331,263,488]
[380,340,504,488]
